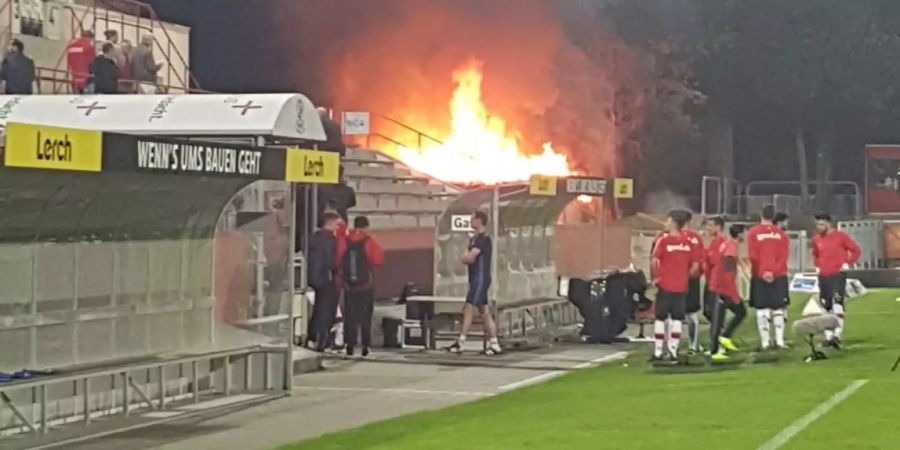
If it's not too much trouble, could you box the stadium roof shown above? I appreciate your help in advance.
[0,94,327,141]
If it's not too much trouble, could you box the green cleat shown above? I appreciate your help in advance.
[719,336,739,352]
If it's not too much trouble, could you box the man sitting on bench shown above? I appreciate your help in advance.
[446,211,503,356]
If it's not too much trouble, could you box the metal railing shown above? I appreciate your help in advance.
[1,0,202,93]
[33,65,212,94]
[745,180,862,218]
[0,346,286,436]
[341,111,444,153]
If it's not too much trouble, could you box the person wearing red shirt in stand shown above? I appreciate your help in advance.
[65,30,95,94]
[651,210,697,362]
[747,205,790,350]
[705,218,748,361]
[680,212,706,353]
[338,216,385,357]
[812,213,861,349]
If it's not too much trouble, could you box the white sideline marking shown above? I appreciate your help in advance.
[757,379,868,450]
[143,411,184,419]
[295,386,493,397]
[499,371,565,391]
[501,351,629,391]
[572,351,628,369]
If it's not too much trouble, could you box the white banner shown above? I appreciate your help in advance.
[341,111,370,135]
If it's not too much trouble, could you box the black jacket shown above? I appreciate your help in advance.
[308,229,336,289]
[0,52,34,94]
[317,183,356,223]
[320,116,346,156]
[91,56,119,94]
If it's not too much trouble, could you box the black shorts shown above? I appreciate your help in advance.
[686,278,702,314]
[655,289,686,321]
[750,276,789,310]
[466,278,491,307]
[819,273,847,311]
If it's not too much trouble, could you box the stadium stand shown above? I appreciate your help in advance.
[0,0,198,94]
[343,146,460,231]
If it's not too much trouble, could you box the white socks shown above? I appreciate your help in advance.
[757,309,772,350]
[834,303,845,340]
[773,309,786,347]
[686,312,700,351]
[668,319,682,358]
[653,320,665,358]
[652,318,683,358]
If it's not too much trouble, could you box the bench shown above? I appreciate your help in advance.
[402,296,578,349]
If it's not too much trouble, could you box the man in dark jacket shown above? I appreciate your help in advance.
[0,39,34,95]
[307,212,342,352]
[317,107,346,156]
[91,43,120,94]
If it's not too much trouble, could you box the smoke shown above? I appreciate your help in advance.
[276,0,641,177]
[642,189,691,215]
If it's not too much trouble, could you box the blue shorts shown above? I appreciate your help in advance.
[466,278,491,307]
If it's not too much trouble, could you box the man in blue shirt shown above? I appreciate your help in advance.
[447,211,502,356]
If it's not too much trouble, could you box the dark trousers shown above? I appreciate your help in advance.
[311,284,339,351]
[344,289,375,348]
[709,294,747,354]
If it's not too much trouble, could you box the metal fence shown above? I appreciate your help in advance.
[838,221,886,270]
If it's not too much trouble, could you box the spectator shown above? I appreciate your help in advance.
[0,39,34,95]
[317,167,356,223]
[90,43,119,94]
[118,39,133,92]
[339,216,384,357]
[100,29,127,69]
[130,34,163,94]
[307,212,342,352]
[66,30,95,93]
[317,107,347,156]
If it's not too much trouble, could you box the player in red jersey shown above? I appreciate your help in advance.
[812,213,861,348]
[651,210,698,361]
[680,212,706,353]
[747,205,790,350]
[705,218,748,360]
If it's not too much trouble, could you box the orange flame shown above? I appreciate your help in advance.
[397,61,573,184]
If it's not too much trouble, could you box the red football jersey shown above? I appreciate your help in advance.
[746,224,789,278]
[707,237,740,302]
[652,233,694,293]
[682,228,705,277]
[812,230,861,277]
[705,235,725,275]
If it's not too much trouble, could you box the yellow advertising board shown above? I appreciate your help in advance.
[529,175,558,196]
[285,148,341,184]
[4,123,103,172]
[613,178,634,199]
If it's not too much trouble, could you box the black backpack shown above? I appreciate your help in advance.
[342,238,371,288]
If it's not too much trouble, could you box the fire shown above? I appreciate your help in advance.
[397,61,573,184]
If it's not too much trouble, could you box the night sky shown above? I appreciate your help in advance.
[143,0,283,93]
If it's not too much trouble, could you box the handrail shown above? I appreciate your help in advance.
[373,112,444,149]
[33,65,212,94]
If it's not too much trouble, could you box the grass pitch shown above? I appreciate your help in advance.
[281,289,900,450]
